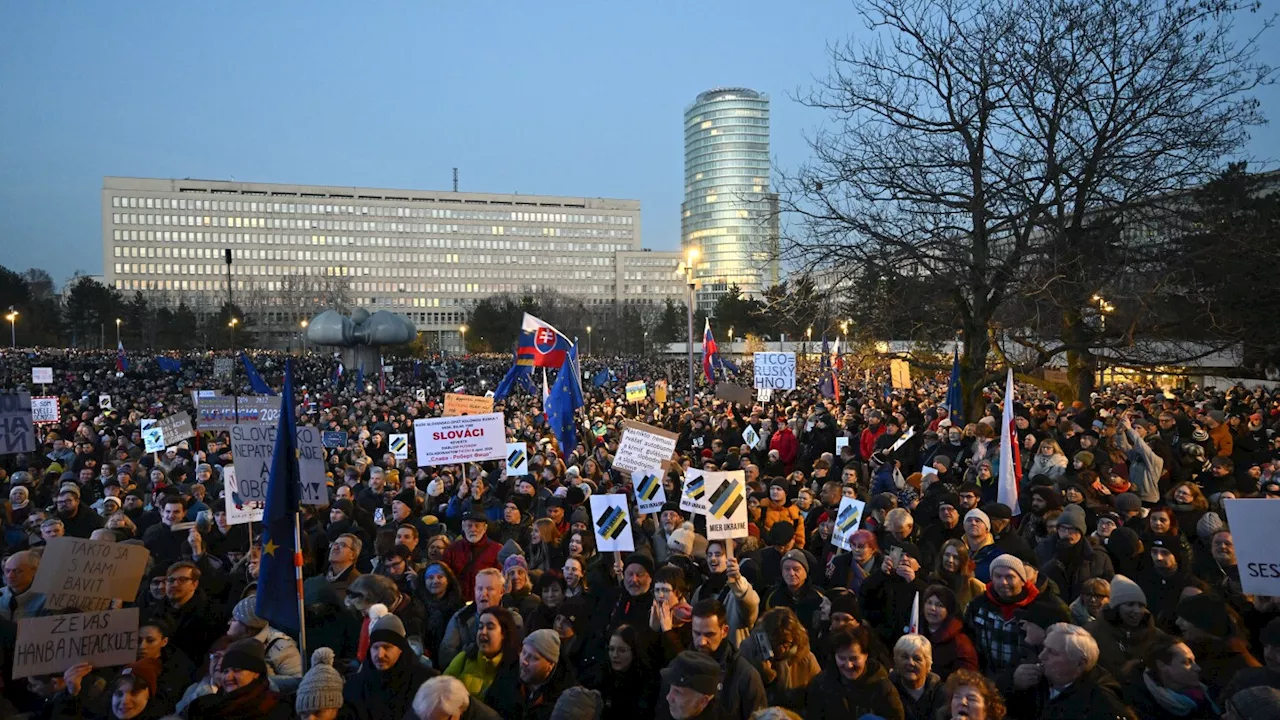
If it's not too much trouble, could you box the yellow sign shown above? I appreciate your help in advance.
[654,379,668,404]
[442,393,495,417]
[626,381,647,403]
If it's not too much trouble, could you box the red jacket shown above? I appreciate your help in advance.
[443,536,501,598]
[770,427,799,472]
[859,425,886,461]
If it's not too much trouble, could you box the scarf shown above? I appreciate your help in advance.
[846,555,875,594]
[1142,671,1217,716]
[986,581,1039,620]
[188,676,281,719]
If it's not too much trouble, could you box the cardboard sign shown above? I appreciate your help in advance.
[222,465,263,525]
[715,383,753,407]
[655,379,668,405]
[832,497,867,551]
[754,352,796,390]
[213,357,233,377]
[157,411,195,444]
[33,537,151,612]
[742,425,761,451]
[680,469,710,515]
[631,467,667,514]
[389,433,409,460]
[590,494,634,553]
[141,420,164,453]
[230,423,329,507]
[890,359,912,389]
[31,397,59,425]
[1224,499,1280,596]
[13,608,139,679]
[0,391,36,455]
[31,367,53,384]
[613,420,679,474]
[506,442,529,476]
[704,471,749,540]
[442,393,494,417]
[196,396,280,431]
[625,381,647,403]
[413,412,507,466]
[321,430,348,449]
[98,394,112,411]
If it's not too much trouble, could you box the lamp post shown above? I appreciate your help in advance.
[115,318,122,347]
[642,330,647,356]
[299,319,309,354]
[6,308,16,349]
[806,326,813,360]
[1091,294,1115,332]
[459,324,468,354]
[587,325,593,356]
[680,248,699,406]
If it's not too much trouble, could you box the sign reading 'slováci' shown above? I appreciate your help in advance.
[413,412,507,466]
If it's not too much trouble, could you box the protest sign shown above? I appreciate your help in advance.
[890,359,912,389]
[31,367,53,384]
[704,471,749,540]
[757,388,773,402]
[742,425,761,450]
[631,467,667,514]
[753,352,796,390]
[98,394,112,411]
[416,389,427,403]
[655,379,668,405]
[836,437,850,454]
[680,468,710,515]
[230,423,328,507]
[33,537,151,612]
[31,397,59,425]
[613,420,679,474]
[414,412,506,466]
[626,381,647,403]
[590,494,634,553]
[506,442,529,476]
[442,393,494,417]
[889,426,916,452]
[321,430,348,449]
[0,391,35,455]
[213,357,233,377]
[832,497,867,551]
[196,396,280,431]
[141,420,164,453]
[14,608,139,680]
[715,383,753,407]
[389,433,409,460]
[222,465,263,525]
[1224,499,1280,596]
[157,411,195,444]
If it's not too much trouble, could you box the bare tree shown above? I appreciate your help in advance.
[780,0,1272,411]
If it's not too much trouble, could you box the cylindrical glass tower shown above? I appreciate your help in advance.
[681,87,780,313]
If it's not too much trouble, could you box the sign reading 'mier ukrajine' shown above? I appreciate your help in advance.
[414,412,507,466]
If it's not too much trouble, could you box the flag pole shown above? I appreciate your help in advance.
[293,510,308,671]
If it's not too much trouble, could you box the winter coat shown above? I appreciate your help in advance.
[963,583,1040,672]
[1121,667,1222,720]
[804,660,905,720]
[924,616,979,679]
[1039,537,1115,603]
[892,671,947,720]
[153,590,227,667]
[484,654,579,720]
[1117,427,1164,503]
[657,640,767,720]
[186,676,292,720]
[442,535,502,599]
[1187,635,1261,701]
[582,662,657,720]
[1086,605,1171,677]
[769,427,799,472]
[1028,452,1068,482]
[0,585,46,622]
[419,587,465,664]
[763,581,827,637]
[253,625,303,692]
[738,634,821,711]
[1006,667,1136,720]
[342,648,437,720]
[690,572,760,649]
[860,567,929,648]
[443,648,506,696]
[759,499,805,548]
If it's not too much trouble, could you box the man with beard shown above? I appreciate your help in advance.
[53,484,103,538]
[485,629,578,718]
[443,511,502,599]
[343,611,436,720]
[1037,504,1114,603]
[656,600,765,720]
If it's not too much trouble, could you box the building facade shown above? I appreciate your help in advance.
[681,87,781,313]
[102,177,684,350]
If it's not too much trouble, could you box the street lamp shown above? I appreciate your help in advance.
[5,308,16,349]
[728,327,734,344]
[806,326,813,358]
[587,325,593,356]
[299,319,309,353]
[1091,294,1115,332]
[459,324,468,353]
[115,318,122,347]
[679,247,699,406]
[642,330,647,356]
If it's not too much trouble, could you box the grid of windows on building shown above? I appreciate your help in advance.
[103,177,686,349]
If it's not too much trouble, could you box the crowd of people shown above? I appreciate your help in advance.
[1,346,1280,720]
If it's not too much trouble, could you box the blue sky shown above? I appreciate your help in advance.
[1,1,1276,285]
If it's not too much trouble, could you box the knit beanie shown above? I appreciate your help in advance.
[524,628,561,664]
[1177,593,1232,638]
[497,539,524,568]
[988,554,1027,582]
[1107,575,1146,607]
[1230,687,1280,720]
[781,549,809,574]
[1059,504,1088,534]
[368,610,410,651]
[295,647,345,713]
[1114,492,1142,513]
[570,505,591,527]
[550,686,604,720]
[221,638,268,676]
[623,552,655,577]
[1196,511,1226,541]
[1074,451,1095,468]
[668,522,697,556]
[233,596,269,632]
[504,554,529,574]
[964,508,990,529]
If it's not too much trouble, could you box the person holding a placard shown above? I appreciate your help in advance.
[690,540,759,651]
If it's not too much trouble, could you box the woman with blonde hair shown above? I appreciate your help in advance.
[741,606,822,712]
[928,539,985,613]
[1028,437,1068,482]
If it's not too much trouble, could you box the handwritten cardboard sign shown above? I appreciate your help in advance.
[613,420,679,474]
[442,393,494,417]
[33,537,151,612]
[0,391,36,455]
[14,609,139,679]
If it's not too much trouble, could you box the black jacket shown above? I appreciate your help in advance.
[805,660,905,720]
[657,640,766,720]
[484,656,579,720]
[343,651,437,720]
[1007,667,1136,720]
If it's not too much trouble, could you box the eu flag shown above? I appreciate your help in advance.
[239,352,277,396]
[945,344,964,419]
[255,359,302,635]
[546,343,584,455]
[155,356,182,373]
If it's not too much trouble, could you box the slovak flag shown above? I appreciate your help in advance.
[542,368,551,421]
[702,319,719,384]
[517,313,572,368]
[115,340,128,372]
[998,367,1022,515]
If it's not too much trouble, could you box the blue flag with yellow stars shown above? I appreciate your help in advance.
[255,358,301,635]
[546,342,584,455]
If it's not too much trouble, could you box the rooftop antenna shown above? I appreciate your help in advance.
[452,168,458,192]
